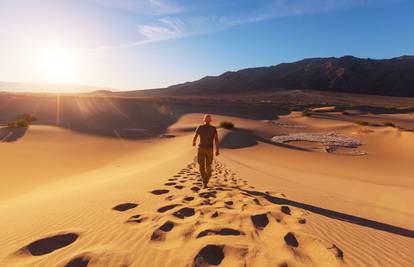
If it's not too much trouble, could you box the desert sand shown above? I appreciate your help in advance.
[0,109,413,266]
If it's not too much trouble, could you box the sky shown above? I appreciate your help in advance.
[0,0,413,91]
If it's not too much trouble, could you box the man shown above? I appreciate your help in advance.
[193,114,220,188]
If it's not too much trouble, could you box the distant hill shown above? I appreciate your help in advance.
[129,55,414,97]
[0,81,116,93]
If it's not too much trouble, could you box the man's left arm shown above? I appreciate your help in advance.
[214,129,220,156]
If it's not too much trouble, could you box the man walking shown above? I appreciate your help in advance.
[193,114,220,188]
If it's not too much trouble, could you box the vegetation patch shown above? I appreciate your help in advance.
[6,114,37,128]
[355,120,397,128]
[354,121,369,126]
[301,110,311,117]
[382,122,396,127]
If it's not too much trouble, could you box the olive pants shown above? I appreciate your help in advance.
[197,148,214,185]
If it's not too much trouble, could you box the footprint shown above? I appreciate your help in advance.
[126,214,146,223]
[253,198,261,206]
[150,230,165,241]
[201,200,215,206]
[64,256,90,267]
[199,191,217,199]
[112,203,138,212]
[159,221,175,232]
[165,195,174,201]
[21,233,79,256]
[284,232,299,248]
[281,206,291,215]
[211,211,219,218]
[298,218,306,224]
[225,201,233,206]
[197,228,242,238]
[174,185,184,190]
[173,207,195,219]
[157,204,181,213]
[251,213,269,229]
[183,196,195,202]
[215,187,230,191]
[165,182,176,186]
[151,189,169,195]
[151,221,175,241]
[328,244,344,259]
[194,245,225,266]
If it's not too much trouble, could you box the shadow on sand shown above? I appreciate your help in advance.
[0,94,289,139]
[256,136,313,152]
[0,127,27,142]
[220,128,258,149]
[218,128,313,151]
[241,189,414,238]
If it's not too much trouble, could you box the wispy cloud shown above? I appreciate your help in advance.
[135,16,230,44]
[91,0,402,50]
[133,0,399,44]
[136,18,183,43]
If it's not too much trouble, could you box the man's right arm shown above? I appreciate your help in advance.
[193,127,199,146]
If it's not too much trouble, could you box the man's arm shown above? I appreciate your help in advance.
[214,130,220,156]
[193,127,199,146]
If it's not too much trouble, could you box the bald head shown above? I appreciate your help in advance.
[203,114,212,124]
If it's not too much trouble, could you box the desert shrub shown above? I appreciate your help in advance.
[6,114,36,128]
[21,114,37,122]
[7,119,29,128]
[355,121,369,126]
[371,123,383,127]
[382,122,396,127]
[302,110,311,117]
[219,121,235,129]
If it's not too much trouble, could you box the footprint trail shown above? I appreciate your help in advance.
[121,160,346,266]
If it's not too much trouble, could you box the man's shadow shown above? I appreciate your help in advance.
[240,189,414,238]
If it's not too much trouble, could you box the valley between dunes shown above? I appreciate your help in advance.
[0,112,413,267]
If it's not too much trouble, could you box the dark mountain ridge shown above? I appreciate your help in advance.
[158,55,414,97]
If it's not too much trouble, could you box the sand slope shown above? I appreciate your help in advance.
[0,112,413,266]
[0,126,155,201]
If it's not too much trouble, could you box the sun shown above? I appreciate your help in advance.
[39,47,78,83]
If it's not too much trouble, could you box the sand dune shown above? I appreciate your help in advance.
[0,125,156,201]
[0,110,413,266]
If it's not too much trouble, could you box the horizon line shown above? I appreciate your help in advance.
[1,54,413,93]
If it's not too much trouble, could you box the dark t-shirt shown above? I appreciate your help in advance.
[196,124,217,149]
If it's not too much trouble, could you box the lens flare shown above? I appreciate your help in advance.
[38,46,78,83]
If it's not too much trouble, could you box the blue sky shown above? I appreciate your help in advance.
[0,0,413,91]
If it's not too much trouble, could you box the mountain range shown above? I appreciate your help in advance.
[2,56,414,97]
[130,55,414,97]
